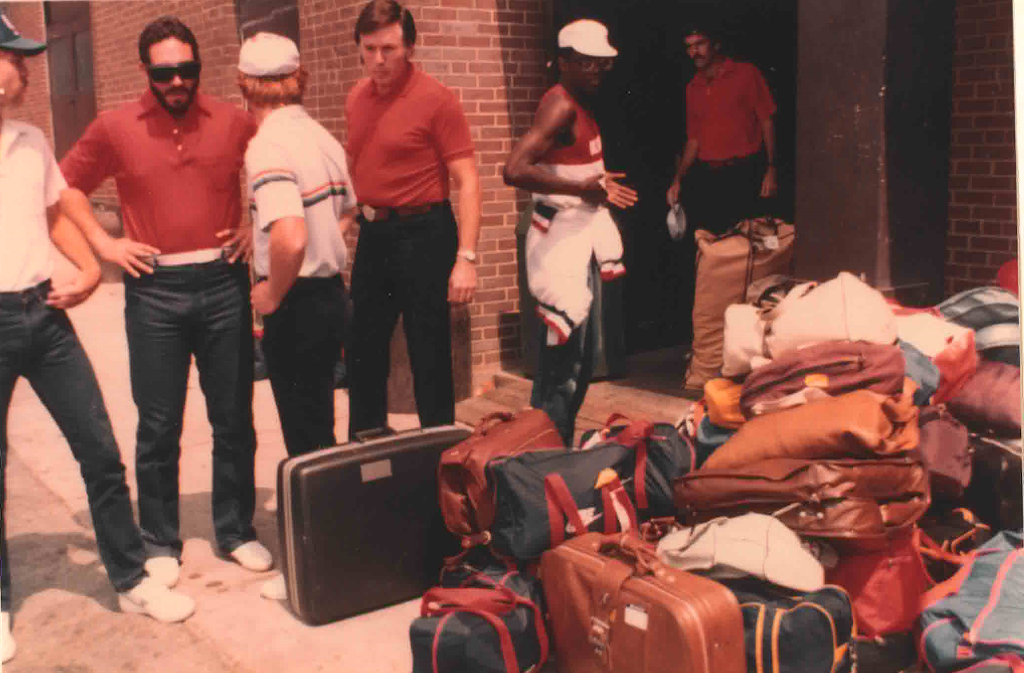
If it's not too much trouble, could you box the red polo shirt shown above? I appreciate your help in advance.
[345,65,474,207]
[686,58,776,162]
[60,91,256,254]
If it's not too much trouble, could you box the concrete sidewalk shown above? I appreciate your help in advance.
[5,281,426,672]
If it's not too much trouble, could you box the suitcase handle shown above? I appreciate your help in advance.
[422,585,549,673]
[598,532,663,577]
[352,426,396,442]
[475,411,516,435]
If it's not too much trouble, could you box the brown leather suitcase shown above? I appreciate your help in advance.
[675,454,931,541]
[438,409,563,536]
[539,532,746,673]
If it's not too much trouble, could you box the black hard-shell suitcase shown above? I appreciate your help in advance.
[277,425,471,625]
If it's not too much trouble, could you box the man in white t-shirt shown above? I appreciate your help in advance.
[0,13,194,664]
[239,33,357,458]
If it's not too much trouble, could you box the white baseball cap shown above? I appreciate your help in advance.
[557,19,618,58]
[238,32,300,77]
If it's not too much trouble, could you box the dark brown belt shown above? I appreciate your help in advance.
[359,202,444,222]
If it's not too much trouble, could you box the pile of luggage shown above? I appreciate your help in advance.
[400,272,1022,673]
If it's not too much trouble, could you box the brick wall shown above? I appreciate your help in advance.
[4,2,53,144]
[947,0,1016,295]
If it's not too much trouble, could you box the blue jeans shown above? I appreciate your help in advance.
[530,314,596,447]
[124,261,257,558]
[0,280,146,610]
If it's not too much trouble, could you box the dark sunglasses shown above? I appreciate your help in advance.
[147,61,201,83]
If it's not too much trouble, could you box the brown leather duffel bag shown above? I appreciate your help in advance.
[438,409,562,537]
[675,454,931,541]
[739,340,906,418]
[701,381,920,470]
[540,531,746,673]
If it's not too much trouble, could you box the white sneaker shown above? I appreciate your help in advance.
[229,540,273,572]
[2,611,15,664]
[260,573,287,601]
[118,577,195,623]
[144,556,181,588]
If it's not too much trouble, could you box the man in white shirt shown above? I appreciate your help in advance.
[0,13,194,664]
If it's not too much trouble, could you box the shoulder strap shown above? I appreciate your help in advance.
[545,473,588,547]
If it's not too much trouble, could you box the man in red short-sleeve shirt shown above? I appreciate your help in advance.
[57,16,272,587]
[345,0,481,435]
[666,22,777,235]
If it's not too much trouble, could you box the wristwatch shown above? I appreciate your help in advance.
[457,249,478,263]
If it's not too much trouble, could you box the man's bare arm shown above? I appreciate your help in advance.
[59,188,160,277]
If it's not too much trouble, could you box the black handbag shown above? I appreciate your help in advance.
[410,569,547,673]
[487,420,694,561]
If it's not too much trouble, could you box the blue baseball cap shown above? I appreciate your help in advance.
[0,12,47,56]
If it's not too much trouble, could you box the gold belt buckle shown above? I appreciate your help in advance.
[360,205,376,222]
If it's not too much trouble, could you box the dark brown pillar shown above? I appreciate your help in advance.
[795,0,956,304]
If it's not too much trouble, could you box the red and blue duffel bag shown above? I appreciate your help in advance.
[488,419,696,561]
[918,530,1024,673]
[410,567,548,673]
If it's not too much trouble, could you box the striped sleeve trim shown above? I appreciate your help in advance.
[301,181,349,208]
[252,168,298,192]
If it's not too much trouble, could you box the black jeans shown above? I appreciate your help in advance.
[687,152,768,236]
[530,314,596,447]
[124,261,257,558]
[262,275,347,457]
[347,205,458,435]
[1,281,146,610]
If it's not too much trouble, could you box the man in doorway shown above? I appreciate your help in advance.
[503,19,638,445]
[58,16,272,587]
[0,14,194,664]
[666,22,777,235]
[345,0,481,436]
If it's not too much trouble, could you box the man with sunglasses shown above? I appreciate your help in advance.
[58,16,271,588]
[502,19,638,445]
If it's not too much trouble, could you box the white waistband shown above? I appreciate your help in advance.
[152,248,226,266]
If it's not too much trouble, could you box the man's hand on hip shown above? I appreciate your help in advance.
[216,225,254,263]
[448,257,477,305]
[98,237,160,278]
[46,266,102,309]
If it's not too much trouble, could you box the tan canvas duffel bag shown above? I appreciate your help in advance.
[685,218,795,391]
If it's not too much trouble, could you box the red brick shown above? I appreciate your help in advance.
[974,206,1014,219]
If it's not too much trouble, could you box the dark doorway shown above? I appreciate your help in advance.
[44,1,96,160]
[552,0,797,355]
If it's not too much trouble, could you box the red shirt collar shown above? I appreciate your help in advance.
[137,89,212,120]
[370,62,416,100]
[695,57,737,86]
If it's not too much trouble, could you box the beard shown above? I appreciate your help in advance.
[150,79,198,117]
